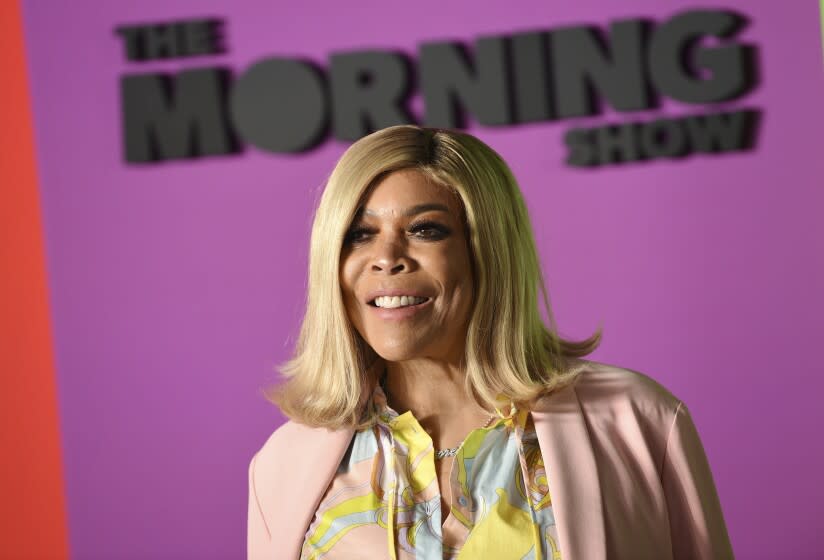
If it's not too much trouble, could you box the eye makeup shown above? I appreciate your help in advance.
[343,219,452,245]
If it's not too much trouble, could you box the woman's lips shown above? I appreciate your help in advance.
[368,297,432,320]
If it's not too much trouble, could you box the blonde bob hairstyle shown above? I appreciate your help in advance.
[266,124,602,430]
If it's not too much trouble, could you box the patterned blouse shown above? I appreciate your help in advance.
[299,381,562,560]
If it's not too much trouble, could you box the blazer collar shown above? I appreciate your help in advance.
[271,381,605,560]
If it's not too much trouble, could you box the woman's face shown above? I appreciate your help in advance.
[340,169,474,364]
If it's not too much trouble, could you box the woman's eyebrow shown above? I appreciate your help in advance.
[361,203,451,218]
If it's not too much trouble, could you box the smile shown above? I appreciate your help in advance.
[370,295,429,308]
[367,297,432,320]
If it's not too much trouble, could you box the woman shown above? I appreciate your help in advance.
[248,125,733,559]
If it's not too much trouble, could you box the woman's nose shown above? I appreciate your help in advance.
[370,237,410,274]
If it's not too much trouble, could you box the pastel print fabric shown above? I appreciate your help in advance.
[299,383,562,560]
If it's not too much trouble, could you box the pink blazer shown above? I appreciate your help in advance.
[248,360,734,559]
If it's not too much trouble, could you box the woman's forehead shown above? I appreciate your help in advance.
[356,169,463,216]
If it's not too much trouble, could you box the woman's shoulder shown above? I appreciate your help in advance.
[527,358,690,460]
[251,418,354,477]
[535,358,684,421]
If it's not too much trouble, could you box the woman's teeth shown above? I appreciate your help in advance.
[373,296,428,308]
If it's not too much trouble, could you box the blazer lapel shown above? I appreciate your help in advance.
[256,422,355,559]
[531,383,607,560]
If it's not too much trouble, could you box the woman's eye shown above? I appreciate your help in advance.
[410,221,450,239]
[344,221,450,245]
[344,227,373,244]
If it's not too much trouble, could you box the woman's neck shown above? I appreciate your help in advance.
[382,359,494,432]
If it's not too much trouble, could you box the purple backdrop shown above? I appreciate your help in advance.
[21,0,824,558]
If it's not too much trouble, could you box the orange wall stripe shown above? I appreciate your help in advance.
[0,0,70,558]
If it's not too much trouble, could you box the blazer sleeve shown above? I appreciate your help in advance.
[661,401,735,560]
[248,452,274,560]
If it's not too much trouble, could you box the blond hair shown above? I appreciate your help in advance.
[265,125,601,429]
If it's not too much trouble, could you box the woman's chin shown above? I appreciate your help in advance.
[372,348,422,363]
[368,340,430,363]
